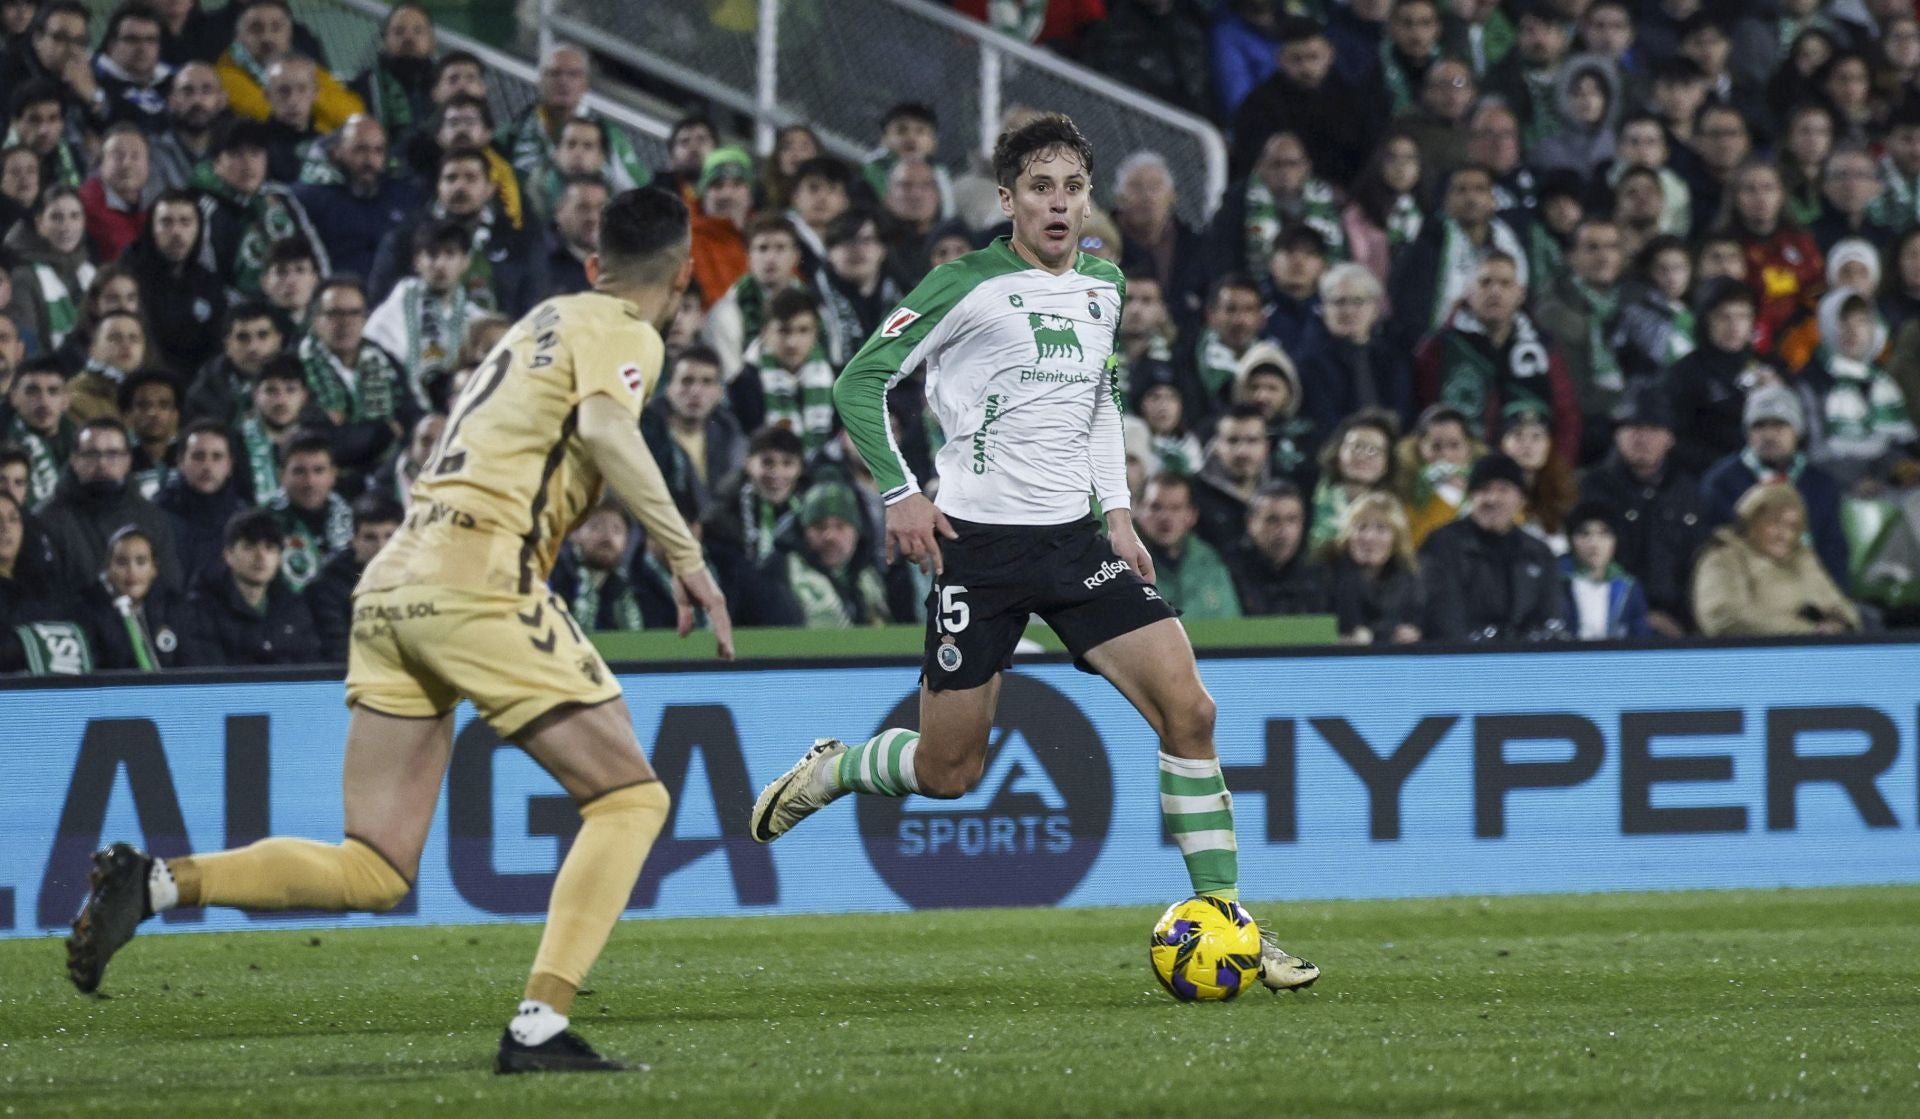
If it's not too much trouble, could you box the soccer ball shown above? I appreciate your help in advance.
[1148,895,1263,1002]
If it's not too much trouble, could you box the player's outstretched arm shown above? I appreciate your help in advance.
[578,394,735,659]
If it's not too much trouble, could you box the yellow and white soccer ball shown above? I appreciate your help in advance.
[1148,895,1263,1002]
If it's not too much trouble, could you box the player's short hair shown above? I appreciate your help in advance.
[882,102,937,130]
[116,369,179,415]
[746,213,800,245]
[284,430,334,463]
[992,112,1093,189]
[255,353,307,387]
[596,186,691,287]
[263,237,317,270]
[224,507,284,549]
[748,425,805,459]
[351,491,404,529]
[766,286,818,325]
[412,218,471,257]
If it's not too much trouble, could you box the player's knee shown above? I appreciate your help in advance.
[342,840,411,912]
[1163,689,1217,751]
[358,876,410,913]
[916,753,983,799]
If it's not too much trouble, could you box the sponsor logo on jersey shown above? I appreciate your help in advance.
[880,307,921,337]
[1083,558,1131,589]
[619,363,646,396]
[970,393,1006,475]
[1027,313,1084,362]
[860,675,1112,907]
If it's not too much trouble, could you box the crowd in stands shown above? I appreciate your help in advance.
[5,0,1920,675]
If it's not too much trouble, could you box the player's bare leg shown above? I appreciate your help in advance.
[751,676,1001,841]
[1083,618,1318,991]
[496,695,668,1073]
[67,707,452,994]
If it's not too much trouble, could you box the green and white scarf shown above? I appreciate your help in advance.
[227,39,271,86]
[1821,348,1916,456]
[569,565,644,633]
[752,345,837,452]
[1243,176,1346,274]
[111,592,161,671]
[985,0,1046,42]
[1573,279,1624,395]
[1386,193,1423,250]
[298,332,401,423]
[31,260,94,348]
[366,277,469,409]
[1663,300,1696,366]
[237,413,284,499]
[1194,329,1248,399]
[1150,431,1200,477]
[3,125,82,187]
[1875,156,1920,231]
[191,164,309,295]
[1378,41,1437,117]
[1431,217,1528,330]
[502,104,653,193]
[4,412,71,507]
[265,488,354,591]
[364,58,415,137]
[11,620,92,675]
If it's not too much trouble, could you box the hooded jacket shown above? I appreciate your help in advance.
[1527,55,1622,179]
[122,211,228,373]
[35,467,183,598]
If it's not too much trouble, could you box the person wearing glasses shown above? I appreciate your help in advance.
[0,2,108,134]
[34,415,180,596]
[92,2,173,133]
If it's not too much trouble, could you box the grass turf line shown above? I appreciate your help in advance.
[1,887,1917,1118]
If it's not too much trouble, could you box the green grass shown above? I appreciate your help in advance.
[2,888,1918,1117]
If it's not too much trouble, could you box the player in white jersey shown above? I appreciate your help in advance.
[750,114,1318,991]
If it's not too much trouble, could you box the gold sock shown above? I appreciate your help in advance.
[525,781,671,1015]
[170,837,409,912]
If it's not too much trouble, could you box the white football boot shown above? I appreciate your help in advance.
[749,738,849,844]
[1257,927,1321,991]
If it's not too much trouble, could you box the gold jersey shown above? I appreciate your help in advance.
[358,292,664,597]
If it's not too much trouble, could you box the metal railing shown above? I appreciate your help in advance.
[541,0,1229,224]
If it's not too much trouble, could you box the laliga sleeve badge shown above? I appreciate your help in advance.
[936,634,963,672]
[619,363,645,396]
[881,307,922,337]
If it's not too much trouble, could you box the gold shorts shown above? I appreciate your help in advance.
[344,584,621,738]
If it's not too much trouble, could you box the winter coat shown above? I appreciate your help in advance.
[1294,317,1413,435]
[1699,451,1850,589]
[1418,519,1569,642]
[1526,55,1621,179]
[78,175,149,263]
[1558,557,1652,640]
[1413,306,1581,461]
[1229,67,1379,186]
[302,547,362,662]
[1533,270,1627,459]
[74,580,196,670]
[1737,227,1824,356]
[1692,527,1860,637]
[1326,554,1423,642]
[153,471,249,588]
[368,203,546,316]
[180,563,321,666]
[1145,534,1242,620]
[1659,342,1771,480]
[291,174,422,280]
[0,570,87,673]
[121,214,228,373]
[5,221,95,354]
[1226,538,1330,617]
[1578,452,1711,626]
[736,544,892,629]
[35,469,182,597]
[1612,286,1694,384]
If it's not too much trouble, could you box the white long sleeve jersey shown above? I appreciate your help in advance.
[832,238,1130,525]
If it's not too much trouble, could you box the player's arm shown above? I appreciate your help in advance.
[577,393,734,658]
[1092,288,1154,583]
[832,267,967,574]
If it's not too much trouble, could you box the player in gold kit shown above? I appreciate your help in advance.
[66,188,733,1074]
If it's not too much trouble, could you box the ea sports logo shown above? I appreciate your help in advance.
[858,674,1112,907]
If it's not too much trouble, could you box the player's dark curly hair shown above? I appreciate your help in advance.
[992,113,1093,189]
[599,187,691,285]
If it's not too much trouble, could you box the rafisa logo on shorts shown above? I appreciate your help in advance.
[858,675,1112,908]
[1083,558,1131,589]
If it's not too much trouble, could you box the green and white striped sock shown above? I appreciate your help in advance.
[832,729,922,796]
[1159,751,1239,900]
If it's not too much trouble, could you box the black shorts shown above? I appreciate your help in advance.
[921,516,1178,692]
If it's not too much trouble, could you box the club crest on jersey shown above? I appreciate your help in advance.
[618,364,646,396]
[937,635,963,672]
[881,307,922,337]
[1028,314,1084,362]
[1087,291,1102,319]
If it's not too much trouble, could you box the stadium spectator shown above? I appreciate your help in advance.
[1529,56,1622,180]
[347,3,434,142]
[92,4,170,134]
[0,442,58,588]
[1131,360,1204,477]
[1225,479,1329,617]
[1693,482,1859,638]
[1308,407,1398,550]
[37,416,179,595]
[1499,402,1576,555]
[1718,160,1823,355]
[78,124,154,263]
[184,300,283,424]
[1419,451,1567,642]
[548,499,645,634]
[1803,293,1916,489]
[290,115,419,279]
[75,523,193,669]
[0,309,25,390]
[1232,18,1376,185]
[1231,339,1316,491]
[759,123,821,216]
[120,369,179,498]
[194,117,326,299]
[649,345,744,516]
[880,157,941,289]
[1212,0,1283,118]
[0,485,89,674]
[258,54,331,183]
[1614,234,1697,385]
[860,103,951,218]
[690,147,752,309]
[370,146,544,316]
[738,480,892,628]
[1700,385,1849,587]
[522,114,609,227]
[814,209,900,368]
[1262,223,1329,355]
[424,48,485,109]
[1187,273,1269,415]
[8,77,84,190]
[1389,163,1527,348]
[368,410,441,508]
[1321,489,1421,644]
[215,0,363,133]
[0,3,104,140]
[1084,0,1212,118]
[259,235,319,336]
[1398,57,1479,181]
[1662,277,1772,479]
[180,505,319,665]
[305,489,399,660]
[1577,384,1707,637]
[65,311,148,425]
[1341,133,1424,289]
[364,219,477,407]
[7,185,94,353]
[1372,0,1442,119]
[656,113,717,209]
[4,358,74,506]
[299,277,408,485]
[1136,471,1242,619]
[1296,262,1410,439]
[1113,150,1207,322]
[1413,252,1579,458]
[261,429,348,591]
[233,356,314,500]
[784,156,851,273]
[153,417,245,584]
[1560,501,1651,640]
[728,288,833,452]
[410,95,524,232]
[1536,218,1628,463]
[703,424,805,595]
[702,214,804,375]
[148,60,227,190]
[502,45,651,196]
[1810,146,1893,256]
[1192,400,1273,550]
[0,142,41,242]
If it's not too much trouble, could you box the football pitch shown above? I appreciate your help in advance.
[2,887,1916,1117]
